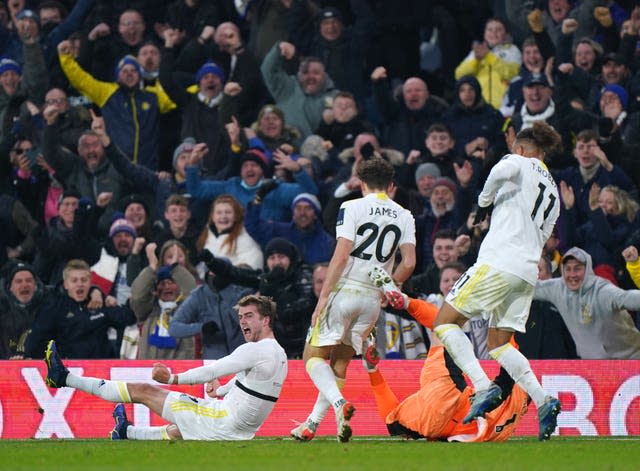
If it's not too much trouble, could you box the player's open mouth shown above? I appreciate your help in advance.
[243,328,250,335]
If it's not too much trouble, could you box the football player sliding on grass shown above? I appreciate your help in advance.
[43,295,287,441]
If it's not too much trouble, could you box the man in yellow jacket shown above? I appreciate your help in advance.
[57,39,175,170]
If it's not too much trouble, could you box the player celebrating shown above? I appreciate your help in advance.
[292,157,416,442]
[44,295,287,441]
[429,122,562,441]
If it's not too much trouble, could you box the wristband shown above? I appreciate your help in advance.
[168,374,176,385]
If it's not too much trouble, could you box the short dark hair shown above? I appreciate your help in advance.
[575,129,597,144]
[165,193,189,210]
[433,229,457,241]
[439,261,466,279]
[235,294,278,328]
[357,158,394,191]
[426,123,452,137]
[39,1,68,18]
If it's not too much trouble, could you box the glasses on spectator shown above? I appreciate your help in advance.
[45,98,68,105]
[12,147,31,154]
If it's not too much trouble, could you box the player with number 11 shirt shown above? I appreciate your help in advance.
[433,121,563,441]
[292,157,415,443]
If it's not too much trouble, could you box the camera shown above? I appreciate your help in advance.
[361,142,375,160]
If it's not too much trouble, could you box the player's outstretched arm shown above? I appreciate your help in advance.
[152,362,218,385]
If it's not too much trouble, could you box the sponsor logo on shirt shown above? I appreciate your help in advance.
[336,208,344,226]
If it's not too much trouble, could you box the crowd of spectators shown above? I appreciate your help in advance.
[1,0,640,361]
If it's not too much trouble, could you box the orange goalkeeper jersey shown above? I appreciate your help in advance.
[384,298,529,442]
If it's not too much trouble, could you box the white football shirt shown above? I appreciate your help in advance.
[336,192,416,286]
[476,154,559,285]
[177,338,288,433]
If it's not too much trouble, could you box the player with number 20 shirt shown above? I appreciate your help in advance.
[310,158,416,353]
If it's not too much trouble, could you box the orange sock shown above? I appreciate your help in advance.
[368,370,400,420]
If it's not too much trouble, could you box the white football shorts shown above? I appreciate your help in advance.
[307,280,381,354]
[444,263,534,333]
[161,392,253,440]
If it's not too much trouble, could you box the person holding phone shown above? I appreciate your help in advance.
[7,138,53,227]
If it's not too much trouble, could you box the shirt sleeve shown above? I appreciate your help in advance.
[177,343,258,384]
[477,156,520,208]
[335,202,356,242]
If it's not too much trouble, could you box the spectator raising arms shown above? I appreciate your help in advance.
[455,17,522,110]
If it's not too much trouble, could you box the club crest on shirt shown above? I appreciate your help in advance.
[336,208,345,226]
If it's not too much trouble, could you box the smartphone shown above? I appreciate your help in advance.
[25,147,40,170]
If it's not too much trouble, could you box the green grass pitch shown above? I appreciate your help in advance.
[2,437,640,471]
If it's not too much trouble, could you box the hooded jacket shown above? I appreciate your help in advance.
[24,284,135,359]
[0,274,46,358]
[58,53,176,170]
[0,42,48,143]
[534,247,640,359]
[169,281,253,359]
[443,75,505,156]
[130,265,198,360]
[454,42,521,110]
[261,41,339,137]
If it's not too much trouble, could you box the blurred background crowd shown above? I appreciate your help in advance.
[1,0,640,362]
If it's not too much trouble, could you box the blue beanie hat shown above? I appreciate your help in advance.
[114,55,142,80]
[291,192,321,216]
[0,57,21,76]
[195,61,225,83]
[155,265,174,285]
[16,9,40,25]
[109,218,137,238]
[602,84,628,109]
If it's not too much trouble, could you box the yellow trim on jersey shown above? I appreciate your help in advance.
[489,342,513,360]
[456,264,490,307]
[170,402,228,419]
[433,324,459,337]
[117,382,132,402]
[375,192,389,200]
[130,95,140,163]
[308,315,322,345]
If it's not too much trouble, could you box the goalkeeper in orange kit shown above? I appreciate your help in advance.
[364,276,530,441]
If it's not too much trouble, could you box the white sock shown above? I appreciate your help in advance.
[66,373,132,403]
[127,425,170,440]
[489,343,546,407]
[434,324,491,391]
[308,377,345,425]
[306,357,344,411]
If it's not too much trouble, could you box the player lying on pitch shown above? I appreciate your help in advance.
[366,268,538,442]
